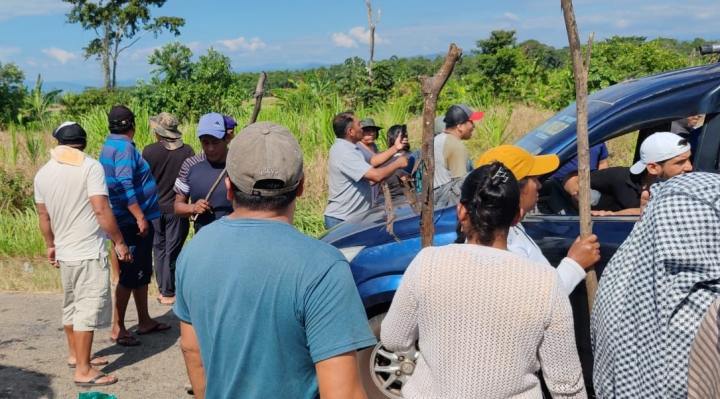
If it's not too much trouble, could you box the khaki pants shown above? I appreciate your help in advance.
[60,258,112,332]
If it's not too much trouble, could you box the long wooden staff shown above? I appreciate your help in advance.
[561,0,597,311]
[190,72,267,221]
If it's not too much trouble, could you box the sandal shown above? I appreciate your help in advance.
[74,372,118,387]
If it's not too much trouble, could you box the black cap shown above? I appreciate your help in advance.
[108,105,135,133]
[52,122,87,144]
[443,103,484,128]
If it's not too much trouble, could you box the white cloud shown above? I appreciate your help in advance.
[332,26,390,48]
[0,46,21,60]
[41,47,77,64]
[129,45,161,61]
[348,26,390,45]
[0,0,70,20]
[504,12,520,22]
[332,32,358,48]
[218,37,266,52]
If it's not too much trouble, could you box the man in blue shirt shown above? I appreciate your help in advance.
[175,122,376,399]
[100,105,169,346]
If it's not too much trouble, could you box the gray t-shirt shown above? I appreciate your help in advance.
[324,139,373,220]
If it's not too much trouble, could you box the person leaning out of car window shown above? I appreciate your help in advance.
[588,132,692,216]
[381,162,587,399]
[376,124,416,206]
[476,145,600,294]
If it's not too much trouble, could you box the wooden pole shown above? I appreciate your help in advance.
[190,71,267,221]
[561,0,597,311]
[418,44,462,248]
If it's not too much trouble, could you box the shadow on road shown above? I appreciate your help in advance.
[94,308,180,375]
[0,364,54,399]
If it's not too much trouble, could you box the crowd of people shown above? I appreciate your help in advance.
[32,103,720,398]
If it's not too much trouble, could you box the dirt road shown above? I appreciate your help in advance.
[0,292,190,399]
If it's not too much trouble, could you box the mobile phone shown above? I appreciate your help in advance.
[401,125,410,152]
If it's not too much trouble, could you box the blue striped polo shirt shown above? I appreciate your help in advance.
[99,134,160,227]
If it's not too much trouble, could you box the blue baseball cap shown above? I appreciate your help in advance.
[197,112,226,139]
[223,115,237,130]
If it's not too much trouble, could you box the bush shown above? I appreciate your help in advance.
[0,168,34,212]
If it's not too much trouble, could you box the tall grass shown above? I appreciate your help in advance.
[0,209,45,257]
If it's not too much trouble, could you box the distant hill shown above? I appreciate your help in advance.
[23,80,94,94]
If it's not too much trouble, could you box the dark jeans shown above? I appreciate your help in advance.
[324,215,344,230]
[152,213,190,297]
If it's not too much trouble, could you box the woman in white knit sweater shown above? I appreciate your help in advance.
[381,162,586,399]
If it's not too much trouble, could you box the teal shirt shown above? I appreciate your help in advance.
[174,217,376,399]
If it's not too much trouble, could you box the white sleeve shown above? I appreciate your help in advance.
[87,160,109,197]
[556,257,587,293]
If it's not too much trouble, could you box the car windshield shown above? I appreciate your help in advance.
[515,100,612,155]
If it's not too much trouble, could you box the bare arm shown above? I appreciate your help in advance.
[36,203,57,267]
[363,158,409,183]
[591,207,640,216]
[174,194,211,218]
[89,195,131,262]
[180,321,206,399]
[598,159,609,169]
[368,135,407,167]
[316,351,367,399]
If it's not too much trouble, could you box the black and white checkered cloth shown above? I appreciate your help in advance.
[591,172,720,398]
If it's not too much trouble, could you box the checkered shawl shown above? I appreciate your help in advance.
[591,172,720,398]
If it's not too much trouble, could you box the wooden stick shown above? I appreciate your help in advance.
[561,0,598,312]
[190,71,267,222]
[418,44,462,248]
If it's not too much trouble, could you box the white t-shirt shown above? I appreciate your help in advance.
[34,147,109,261]
[507,223,587,293]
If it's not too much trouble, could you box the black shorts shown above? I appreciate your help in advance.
[117,223,154,289]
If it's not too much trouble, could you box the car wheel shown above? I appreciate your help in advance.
[358,312,420,399]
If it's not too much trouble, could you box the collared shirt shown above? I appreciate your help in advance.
[590,166,643,209]
[99,134,160,226]
[324,138,372,220]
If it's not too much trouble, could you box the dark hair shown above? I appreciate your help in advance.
[109,118,135,134]
[332,111,355,139]
[386,125,403,147]
[59,141,87,151]
[231,180,298,212]
[454,162,521,245]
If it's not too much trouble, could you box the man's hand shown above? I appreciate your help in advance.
[114,242,133,263]
[136,217,149,237]
[640,190,649,213]
[193,199,211,215]
[47,247,58,268]
[567,234,601,270]
[590,210,615,217]
[393,134,409,152]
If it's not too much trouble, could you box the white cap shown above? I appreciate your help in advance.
[630,132,691,175]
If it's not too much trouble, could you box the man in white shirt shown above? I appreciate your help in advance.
[34,122,132,387]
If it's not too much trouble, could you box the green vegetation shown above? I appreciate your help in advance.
[0,31,717,291]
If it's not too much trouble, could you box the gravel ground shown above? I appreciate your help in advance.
[0,292,191,399]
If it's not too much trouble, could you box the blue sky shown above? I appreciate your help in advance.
[1,0,718,85]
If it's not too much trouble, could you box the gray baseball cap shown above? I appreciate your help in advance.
[227,122,304,197]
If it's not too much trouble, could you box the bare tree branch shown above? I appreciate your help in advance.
[418,43,463,248]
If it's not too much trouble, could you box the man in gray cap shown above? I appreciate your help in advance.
[175,122,376,398]
[142,112,195,305]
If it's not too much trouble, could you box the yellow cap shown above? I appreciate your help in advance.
[475,145,560,180]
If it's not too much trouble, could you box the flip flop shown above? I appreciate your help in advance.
[156,297,175,306]
[112,332,141,346]
[136,322,171,335]
[74,372,118,387]
[68,357,109,368]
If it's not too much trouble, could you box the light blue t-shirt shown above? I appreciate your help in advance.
[174,217,377,399]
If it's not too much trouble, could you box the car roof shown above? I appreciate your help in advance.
[516,62,720,161]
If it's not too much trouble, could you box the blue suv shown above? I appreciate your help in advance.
[321,62,720,399]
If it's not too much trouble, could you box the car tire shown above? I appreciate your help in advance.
[358,312,420,399]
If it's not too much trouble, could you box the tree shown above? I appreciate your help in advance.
[364,0,381,84]
[0,62,25,124]
[19,74,62,130]
[63,0,185,91]
[148,41,192,84]
[474,30,517,55]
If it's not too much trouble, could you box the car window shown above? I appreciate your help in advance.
[515,101,612,155]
